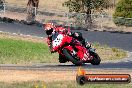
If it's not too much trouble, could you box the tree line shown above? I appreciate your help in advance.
[0,0,131,27]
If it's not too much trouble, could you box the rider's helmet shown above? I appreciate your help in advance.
[43,23,54,35]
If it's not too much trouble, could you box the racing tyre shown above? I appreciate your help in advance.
[63,48,82,66]
[91,53,101,65]
[59,54,68,63]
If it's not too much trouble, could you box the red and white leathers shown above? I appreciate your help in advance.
[44,24,70,52]
[44,23,91,60]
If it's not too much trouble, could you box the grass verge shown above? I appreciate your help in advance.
[92,42,127,60]
[0,38,58,64]
[0,33,58,64]
[0,33,127,64]
[0,81,131,88]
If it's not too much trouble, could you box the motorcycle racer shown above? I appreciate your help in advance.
[43,23,91,51]
[43,23,83,52]
[43,23,92,62]
[43,23,101,65]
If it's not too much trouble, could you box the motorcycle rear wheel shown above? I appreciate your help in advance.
[63,48,82,66]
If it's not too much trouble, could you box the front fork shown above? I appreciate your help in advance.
[82,47,96,62]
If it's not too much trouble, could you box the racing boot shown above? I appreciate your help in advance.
[85,42,91,49]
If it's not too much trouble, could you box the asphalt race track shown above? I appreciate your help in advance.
[0,22,132,70]
[0,22,132,51]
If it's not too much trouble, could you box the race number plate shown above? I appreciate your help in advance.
[52,34,63,48]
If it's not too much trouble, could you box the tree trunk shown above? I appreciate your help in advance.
[0,0,5,10]
[85,8,92,30]
[26,0,39,24]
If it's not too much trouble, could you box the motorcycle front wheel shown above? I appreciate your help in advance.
[91,53,101,65]
[63,48,83,66]
[58,54,68,63]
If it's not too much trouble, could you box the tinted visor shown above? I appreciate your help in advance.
[46,28,53,35]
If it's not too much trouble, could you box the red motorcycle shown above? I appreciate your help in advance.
[50,32,101,65]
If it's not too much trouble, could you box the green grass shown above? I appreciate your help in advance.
[92,42,127,60]
[0,81,131,88]
[0,36,127,64]
[0,38,58,64]
[47,81,132,88]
